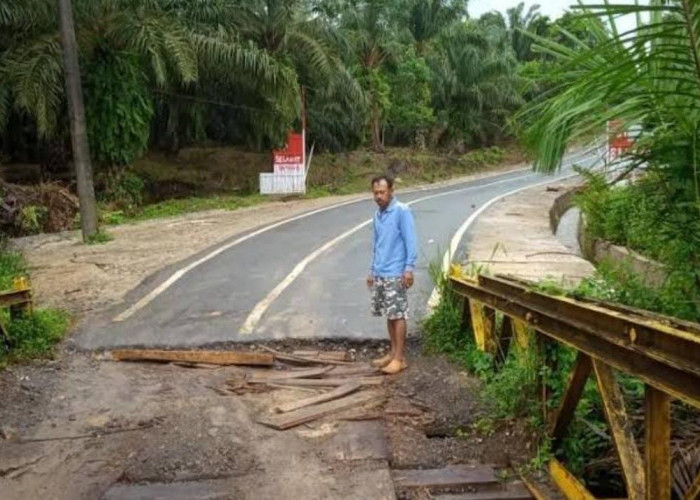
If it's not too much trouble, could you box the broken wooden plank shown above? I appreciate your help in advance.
[258,391,385,430]
[248,376,385,387]
[274,382,361,413]
[393,465,497,492]
[111,349,273,366]
[248,366,333,381]
[325,363,380,377]
[259,345,351,365]
[292,350,349,362]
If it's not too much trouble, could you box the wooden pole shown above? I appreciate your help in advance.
[57,0,99,241]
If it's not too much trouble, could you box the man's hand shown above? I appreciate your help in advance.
[367,275,375,289]
[402,271,414,289]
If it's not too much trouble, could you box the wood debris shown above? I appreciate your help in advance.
[274,382,362,414]
[292,350,349,362]
[259,346,352,365]
[258,391,386,430]
[247,376,385,387]
[111,349,273,366]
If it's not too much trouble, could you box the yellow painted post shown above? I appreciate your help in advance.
[593,360,645,500]
[512,318,531,350]
[469,300,496,354]
[549,459,596,500]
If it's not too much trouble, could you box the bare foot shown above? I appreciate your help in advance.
[371,354,393,368]
[381,359,407,375]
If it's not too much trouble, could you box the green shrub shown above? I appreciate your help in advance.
[1,309,70,364]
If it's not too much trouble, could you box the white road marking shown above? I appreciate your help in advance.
[113,198,364,322]
[425,171,582,311]
[239,171,550,334]
[113,166,537,322]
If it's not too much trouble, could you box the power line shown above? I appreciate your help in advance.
[151,89,286,116]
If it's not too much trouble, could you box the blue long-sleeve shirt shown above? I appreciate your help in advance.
[370,198,418,278]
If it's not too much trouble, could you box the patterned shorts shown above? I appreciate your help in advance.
[371,277,409,320]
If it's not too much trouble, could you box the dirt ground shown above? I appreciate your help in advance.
[0,340,536,500]
[8,164,524,319]
[1,163,542,499]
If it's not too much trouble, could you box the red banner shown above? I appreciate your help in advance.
[272,132,304,165]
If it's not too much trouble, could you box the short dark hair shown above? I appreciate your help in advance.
[371,174,394,189]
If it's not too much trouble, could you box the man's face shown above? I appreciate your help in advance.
[372,179,393,209]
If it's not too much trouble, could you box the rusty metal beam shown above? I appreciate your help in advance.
[478,275,700,379]
[450,276,700,408]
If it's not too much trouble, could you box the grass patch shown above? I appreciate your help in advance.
[86,230,115,245]
[0,245,70,368]
[0,249,27,290]
[0,309,70,368]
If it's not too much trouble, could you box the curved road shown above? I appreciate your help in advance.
[78,151,597,349]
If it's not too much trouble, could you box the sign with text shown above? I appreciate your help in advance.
[272,132,305,175]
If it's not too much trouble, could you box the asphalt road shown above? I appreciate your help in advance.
[77,151,597,349]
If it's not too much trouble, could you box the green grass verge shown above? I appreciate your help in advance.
[0,246,70,368]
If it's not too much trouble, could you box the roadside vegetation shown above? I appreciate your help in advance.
[1,0,595,238]
[0,243,70,368]
[424,0,700,492]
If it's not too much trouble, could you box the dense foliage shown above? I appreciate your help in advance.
[0,0,597,171]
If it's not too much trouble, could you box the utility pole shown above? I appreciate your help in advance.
[57,0,99,241]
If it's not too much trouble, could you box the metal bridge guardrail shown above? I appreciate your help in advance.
[449,273,700,500]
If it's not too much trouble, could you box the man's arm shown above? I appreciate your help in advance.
[368,218,377,288]
[400,207,417,286]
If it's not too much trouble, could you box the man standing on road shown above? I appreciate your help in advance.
[367,175,418,375]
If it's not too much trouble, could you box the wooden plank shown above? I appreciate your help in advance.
[645,385,671,500]
[248,376,384,387]
[111,349,274,366]
[259,345,352,365]
[392,465,497,491]
[274,382,361,413]
[684,470,700,500]
[292,350,349,361]
[520,475,557,500]
[593,360,645,500]
[258,390,385,430]
[325,364,379,377]
[549,353,592,441]
[470,300,497,354]
[249,366,333,381]
[549,459,595,500]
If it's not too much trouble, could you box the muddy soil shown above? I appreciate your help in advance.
[0,341,538,500]
[385,343,534,472]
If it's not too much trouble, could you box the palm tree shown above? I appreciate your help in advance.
[0,0,298,159]
[431,21,524,147]
[506,2,549,62]
[407,0,466,55]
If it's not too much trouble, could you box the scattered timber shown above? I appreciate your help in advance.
[259,346,352,366]
[274,382,362,413]
[111,349,274,366]
[292,350,349,362]
[247,376,385,387]
[258,391,385,430]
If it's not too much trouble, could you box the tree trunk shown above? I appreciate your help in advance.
[370,107,384,153]
[57,0,98,241]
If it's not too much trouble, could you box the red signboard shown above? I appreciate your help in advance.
[272,132,304,165]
